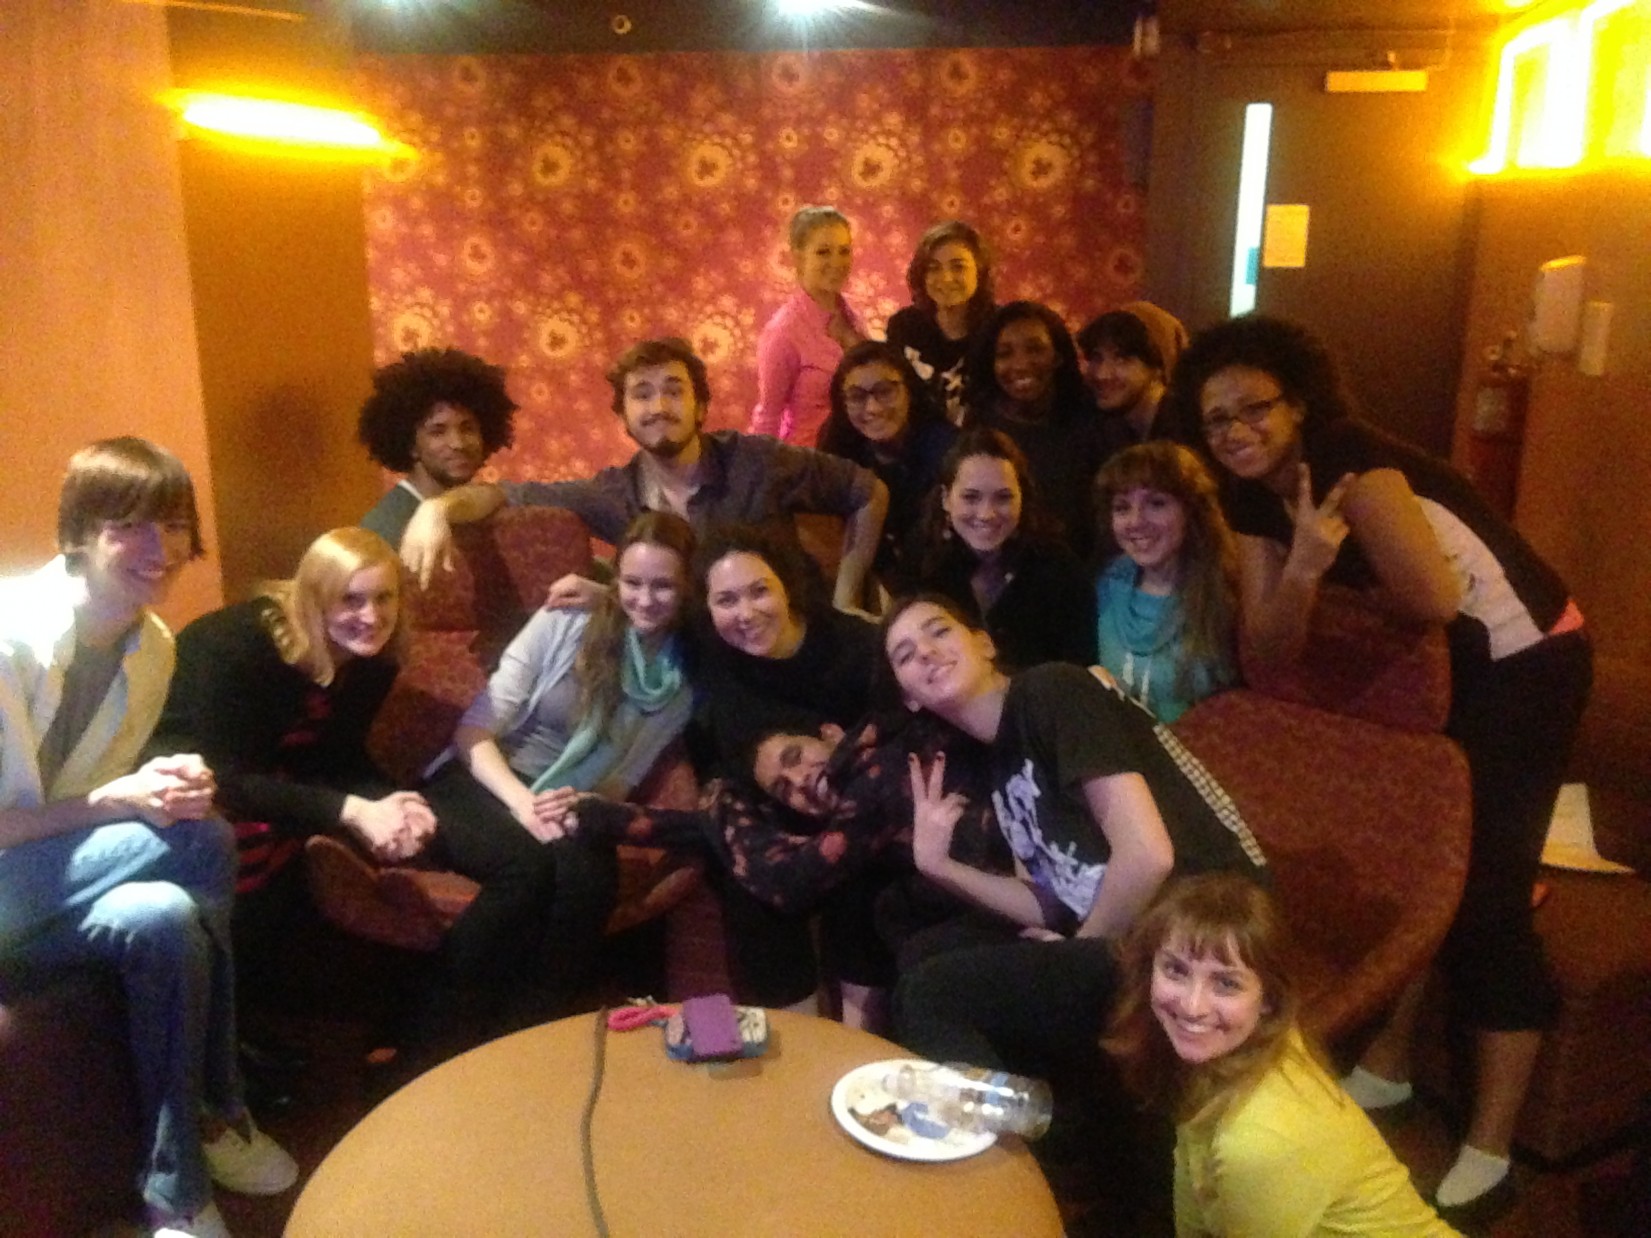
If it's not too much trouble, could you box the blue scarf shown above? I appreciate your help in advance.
[530,628,683,793]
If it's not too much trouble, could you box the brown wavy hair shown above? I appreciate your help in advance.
[1094,442,1239,697]
[1103,874,1313,1125]
[904,219,995,333]
[573,510,696,729]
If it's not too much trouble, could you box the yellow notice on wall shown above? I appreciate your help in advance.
[1262,204,1310,268]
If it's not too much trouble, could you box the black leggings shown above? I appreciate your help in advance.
[891,923,1171,1230]
[892,928,1120,1072]
[420,761,618,1035]
[1440,625,1592,1031]
[714,862,899,1007]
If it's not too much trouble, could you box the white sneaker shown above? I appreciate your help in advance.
[150,1200,232,1238]
[203,1121,299,1195]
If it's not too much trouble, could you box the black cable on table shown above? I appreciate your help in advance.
[580,1006,611,1237]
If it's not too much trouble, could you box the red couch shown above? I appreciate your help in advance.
[303,505,704,954]
[0,965,141,1238]
[1173,587,1473,1043]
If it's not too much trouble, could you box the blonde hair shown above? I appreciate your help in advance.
[788,204,851,251]
[1094,442,1240,697]
[1103,874,1313,1126]
[258,527,409,686]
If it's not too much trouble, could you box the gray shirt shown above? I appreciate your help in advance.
[504,429,875,545]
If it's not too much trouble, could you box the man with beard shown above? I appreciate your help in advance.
[1076,301,1189,451]
[399,337,888,611]
[356,347,519,547]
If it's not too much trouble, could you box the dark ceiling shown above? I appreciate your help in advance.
[351,1,1136,54]
[346,0,1513,56]
[1165,1,1510,34]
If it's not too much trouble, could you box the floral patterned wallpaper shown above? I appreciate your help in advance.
[356,46,1151,483]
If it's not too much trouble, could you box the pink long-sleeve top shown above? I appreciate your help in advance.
[748,288,865,445]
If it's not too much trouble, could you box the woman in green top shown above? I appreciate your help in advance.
[1092,442,1239,723]
[1106,874,1458,1237]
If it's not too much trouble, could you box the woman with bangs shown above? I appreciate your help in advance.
[1093,442,1240,724]
[818,340,957,601]
[914,426,1095,672]
[962,300,1107,559]
[417,512,696,1043]
[886,219,997,425]
[1105,874,1456,1236]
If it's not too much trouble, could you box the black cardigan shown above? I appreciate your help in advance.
[923,539,1097,673]
[691,608,880,778]
[148,598,398,833]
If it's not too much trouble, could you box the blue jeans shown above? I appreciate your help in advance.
[0,816,243,1219]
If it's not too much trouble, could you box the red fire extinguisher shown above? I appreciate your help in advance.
[1464,332,1531,520]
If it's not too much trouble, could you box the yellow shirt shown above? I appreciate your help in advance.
[1175,1034,1458,1237]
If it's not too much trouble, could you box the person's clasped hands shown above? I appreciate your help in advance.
[343,790,437,863]
[89,753,217,828]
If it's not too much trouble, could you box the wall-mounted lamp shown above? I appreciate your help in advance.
[163,90,413,159]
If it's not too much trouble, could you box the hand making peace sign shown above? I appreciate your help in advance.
[1284,463,1355,581]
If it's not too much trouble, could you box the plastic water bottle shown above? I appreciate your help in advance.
[882,1062,1053,1140]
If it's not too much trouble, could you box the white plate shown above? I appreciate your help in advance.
[830,1058,997,1162]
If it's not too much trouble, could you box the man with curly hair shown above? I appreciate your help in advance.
[357,347,518,547]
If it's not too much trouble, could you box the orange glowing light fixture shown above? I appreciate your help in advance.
[1472,16,1572,172]
[1473,0,1651,172]
[1578,0,1651,157]
[165,90,412,157]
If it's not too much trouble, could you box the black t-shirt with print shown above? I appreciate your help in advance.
[989,663,1267,920]
[887,306,975,425]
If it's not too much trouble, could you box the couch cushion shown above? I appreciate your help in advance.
[0,968,141,1236]
[369,506,595,785]
[368,630,488,786]
[1239,584,1452,735]
[1174,688,1471,1040]
[411,505,593,632]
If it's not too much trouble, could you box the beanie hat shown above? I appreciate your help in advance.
[1118,301,1190,377]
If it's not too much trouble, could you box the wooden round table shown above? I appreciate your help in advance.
[286,1009,1063,1236]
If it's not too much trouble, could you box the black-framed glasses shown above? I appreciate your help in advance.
[1202,395,1285,440]
[843,380,904,410]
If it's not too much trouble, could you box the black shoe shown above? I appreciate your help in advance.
[239,1034,312,1074]
[1435,1173,1517,1235]
[240,1060,297,1115]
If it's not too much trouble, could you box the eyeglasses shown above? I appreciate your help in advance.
[1201,395,1285,440]
[843,380,904,410]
